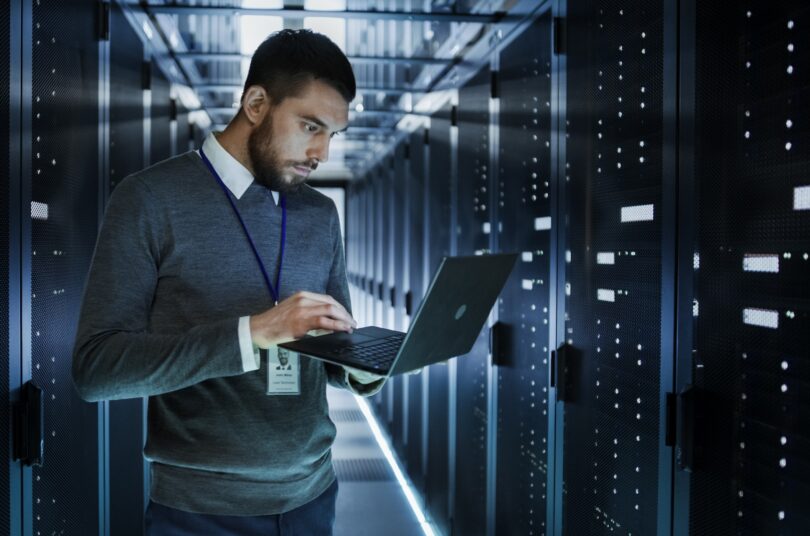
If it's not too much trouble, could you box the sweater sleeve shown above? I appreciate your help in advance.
[71,176,247,402]
[322,201,386,396]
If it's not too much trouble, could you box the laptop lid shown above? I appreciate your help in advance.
[387,253,517,375]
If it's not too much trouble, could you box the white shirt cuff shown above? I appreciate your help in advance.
[238,316,261,372]
[344,368,386,396]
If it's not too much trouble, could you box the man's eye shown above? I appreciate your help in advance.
[305,124,318,133]
[330,131,341,139]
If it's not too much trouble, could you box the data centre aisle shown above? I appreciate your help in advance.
[328,386,430,536]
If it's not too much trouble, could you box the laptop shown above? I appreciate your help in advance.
[278,253,518,377]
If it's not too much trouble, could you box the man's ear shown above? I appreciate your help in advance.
[242,85,270,126]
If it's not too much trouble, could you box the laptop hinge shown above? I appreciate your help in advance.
[405,290,413,316]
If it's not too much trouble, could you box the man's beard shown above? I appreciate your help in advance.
[247,114,316,195]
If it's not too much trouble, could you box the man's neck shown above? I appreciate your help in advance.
[215,121,254,176]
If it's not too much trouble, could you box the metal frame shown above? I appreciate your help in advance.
[19,0,33,533]
[549,1,566,533]
[672,0,697,533]
[657,0,680,534]
[195,84,428,96]
[98,2,112,531]
[8,1,24,534]
[175,52,454,67]
[141,4,506,24]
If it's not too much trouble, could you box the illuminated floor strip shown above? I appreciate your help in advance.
[355,395,439,536]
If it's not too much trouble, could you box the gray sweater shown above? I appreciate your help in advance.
[72,151,360,515]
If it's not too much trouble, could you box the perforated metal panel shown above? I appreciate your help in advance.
[686,3,810,533]
[30,0,100,533]
[495,13,553,535]
[561,1,666,534]
[454,65,491,536]
[108,5,147,534]
[109,4,143,193]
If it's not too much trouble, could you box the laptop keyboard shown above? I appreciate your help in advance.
[330,333,405,369]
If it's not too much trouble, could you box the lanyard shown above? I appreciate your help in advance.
[199,147,286,305]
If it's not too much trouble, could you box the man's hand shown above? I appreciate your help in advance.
[249,291,356,348]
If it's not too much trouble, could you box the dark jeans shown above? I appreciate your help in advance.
[144,479,339,536]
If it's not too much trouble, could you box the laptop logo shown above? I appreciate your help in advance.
[454,304,467,320]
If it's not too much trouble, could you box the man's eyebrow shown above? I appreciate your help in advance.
[301,115,348,133]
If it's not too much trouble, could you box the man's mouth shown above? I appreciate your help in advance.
[292,165,311,176]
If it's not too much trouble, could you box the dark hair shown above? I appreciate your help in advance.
[242,29,356,105]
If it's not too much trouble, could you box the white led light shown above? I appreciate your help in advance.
[743,308,779,329]
[743,254,780,273]
[534,216,552,231]
[794,186,810,210]
[621,204,655,222]
[521,251,534,262]
[355,396,437,536]
[31,201,49,221]
[482,222,491,234]
[597,252,615,265]
[598,289,616,302]
[522,279,534,291]
[693,252,700,269]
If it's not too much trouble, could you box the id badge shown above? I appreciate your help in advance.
[266,346,301,395]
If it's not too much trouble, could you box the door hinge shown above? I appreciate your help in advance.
[489,321,511,367]
[665,392,677,447]
[98,1,110,42]
[141,61,152,90]
[405,290,413,316]
[552,343,575,403]
[13,381,44,467]
[553,17,566,55]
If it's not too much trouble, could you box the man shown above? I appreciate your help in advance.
[72,29,385,535]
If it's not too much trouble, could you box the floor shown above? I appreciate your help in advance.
[328,386,428,536]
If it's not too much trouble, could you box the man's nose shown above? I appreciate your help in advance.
[307,136,330,164]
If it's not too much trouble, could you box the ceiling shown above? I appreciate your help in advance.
[124,0,517,180]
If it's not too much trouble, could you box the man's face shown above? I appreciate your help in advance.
[247,79,349,194]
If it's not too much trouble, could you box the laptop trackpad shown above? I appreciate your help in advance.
[314,330,378,347]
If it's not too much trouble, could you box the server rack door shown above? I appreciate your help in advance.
[454,65,492,536]
[494,12,554,536]
[391,141,409,456]
[383,157,396,426]
[406,128,427,493]
[677,3,810,534]
[150,62,171,166]
[374,166,385,328]
[29,0,101,533]
[558,1,673,534]
[365,178,375,326]
[356,181,365,324]
[425,103,454,536]
[108,5,146,534]
[348,185,357,319]
[369,168,385,417]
